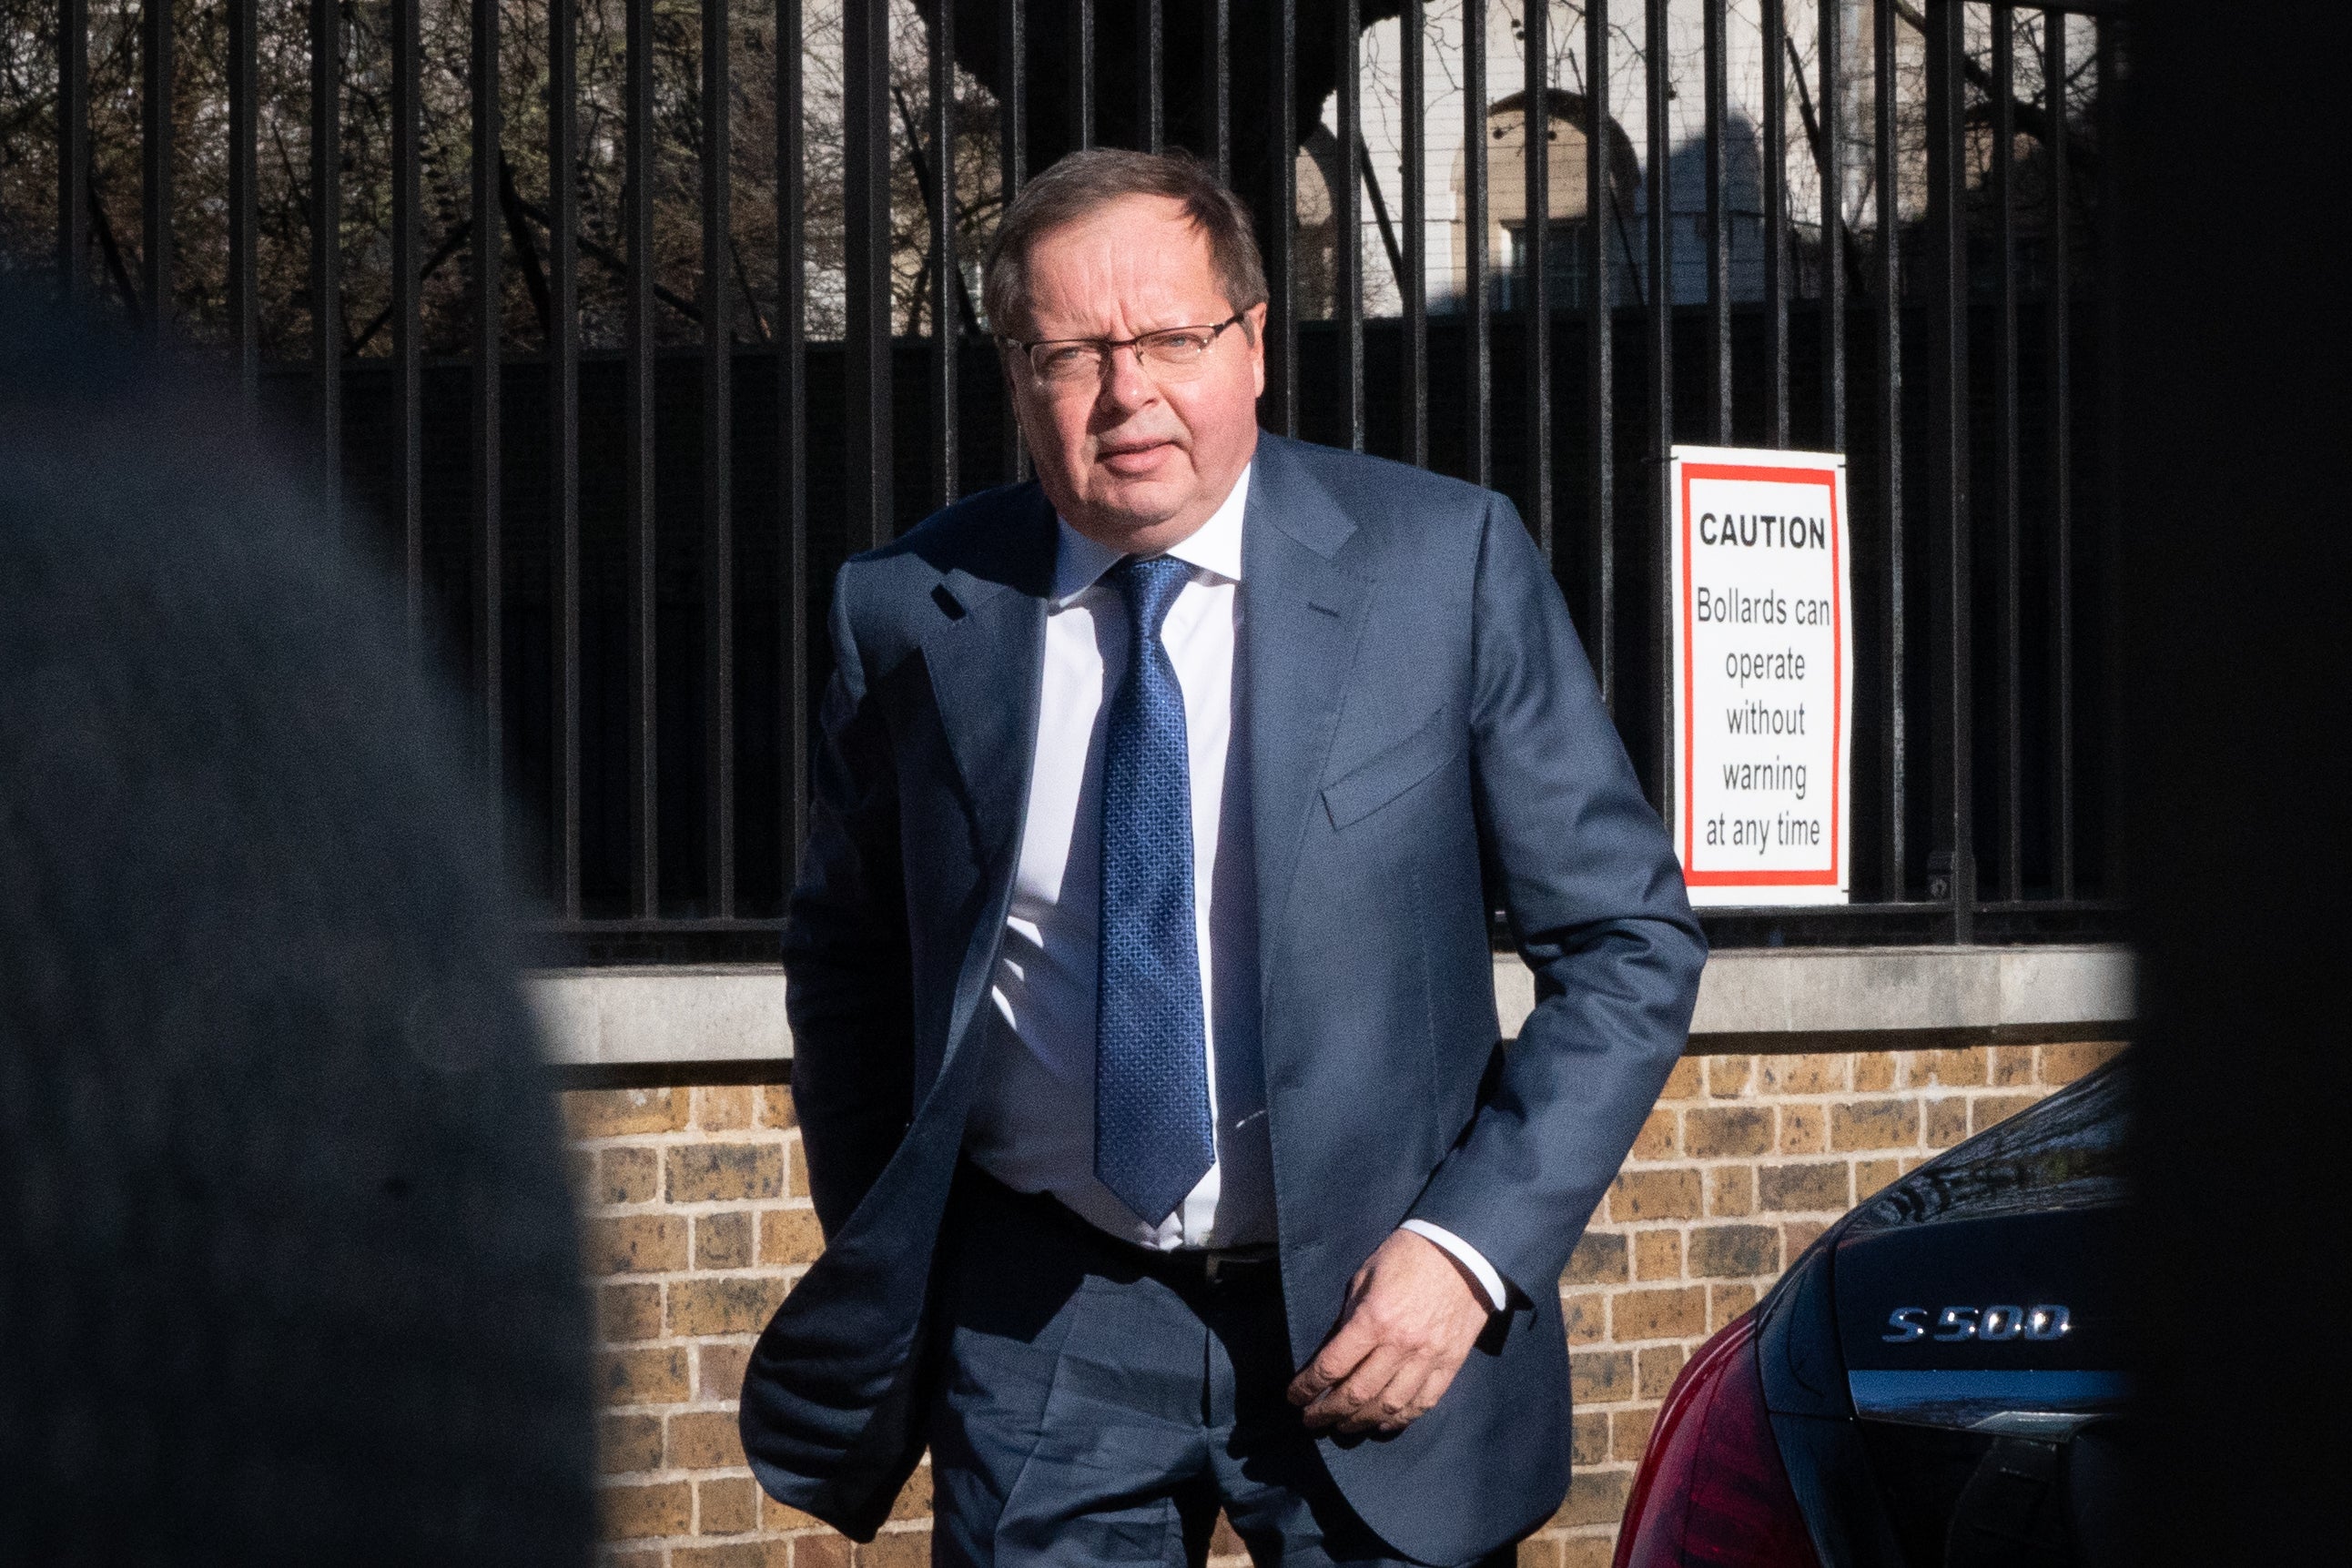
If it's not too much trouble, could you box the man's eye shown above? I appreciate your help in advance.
[1039,345,1094,372]
[1151,332,1209,353]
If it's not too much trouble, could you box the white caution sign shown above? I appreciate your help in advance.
[1668,446,1852,905]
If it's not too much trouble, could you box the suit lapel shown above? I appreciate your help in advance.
[916,488,1054,1073]
[1244,439,1374,999]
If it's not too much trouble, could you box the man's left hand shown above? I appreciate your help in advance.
[1286,1228,1492,1434]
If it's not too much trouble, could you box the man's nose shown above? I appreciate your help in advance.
[1097,343,1158,415]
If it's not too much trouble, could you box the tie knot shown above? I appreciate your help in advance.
[1111,553,1191,640]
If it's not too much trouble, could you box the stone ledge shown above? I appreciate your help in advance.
[530,945,2134,1070]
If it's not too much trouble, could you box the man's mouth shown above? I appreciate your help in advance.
[1098,439,1178,474]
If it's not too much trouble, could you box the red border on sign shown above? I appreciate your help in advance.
[1678,461,1843,887]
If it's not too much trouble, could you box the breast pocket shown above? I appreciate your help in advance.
[1321,706,1465,831]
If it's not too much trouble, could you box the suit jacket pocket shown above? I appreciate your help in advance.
[1321,706,1463,831]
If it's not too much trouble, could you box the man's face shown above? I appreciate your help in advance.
[1004,194,1266,556]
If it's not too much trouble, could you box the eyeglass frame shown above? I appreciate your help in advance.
[999,311,1252,388]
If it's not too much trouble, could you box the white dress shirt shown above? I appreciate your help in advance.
[962,466,1509,1311]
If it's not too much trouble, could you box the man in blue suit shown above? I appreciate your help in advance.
[741,148,1705,1565]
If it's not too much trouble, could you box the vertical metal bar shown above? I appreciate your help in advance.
[1762,0,1789,445]
[1463,0,1488,485]
[471,0,503,780]
[228,0,256,393]
[1212,0,1230,182]
[393,0,421,626]
[56,0,87,299]
[703,0,734,914]
[1001,0,1028,481]
[550,0,580,918]
[2093,14,2119,900]
[779,0,809,895]
[1922,0,1970,939]
[1267,0,1297,436]
[1702,0,1729,443]
[1339,0,1363,451]
[1645,0,1673,805]
[1075,0,1095,150]
[1820,0,1844,450]
[1993,6,2020,900]
[624,0,658,915]
[1587,0,1614,706]
[1873,0,1902,898]
[1402,0,1425,467]
[141,0,171,333]
[2044,6,2072,899]
[1523,0,1551,555]
[844,0,892,546]
[930,0,958,505]
[309,0,340,483]
[1141,0,1162,152]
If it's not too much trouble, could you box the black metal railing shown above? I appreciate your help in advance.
[4,0,2126,957]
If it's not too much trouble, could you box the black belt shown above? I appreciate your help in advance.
[960,1164,1280,1288]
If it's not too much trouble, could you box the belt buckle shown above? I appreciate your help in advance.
[1202,1253,1225,1284]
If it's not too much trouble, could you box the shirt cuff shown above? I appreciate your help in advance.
[1398,1219,1511,1314]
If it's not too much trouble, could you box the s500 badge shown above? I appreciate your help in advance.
[1882,1304,2072,1342]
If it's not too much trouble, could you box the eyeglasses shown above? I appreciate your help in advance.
[1003,313,1248,389]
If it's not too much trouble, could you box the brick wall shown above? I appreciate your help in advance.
[563,1038,2124,1567]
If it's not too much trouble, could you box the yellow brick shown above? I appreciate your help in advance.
[1633,1230,1683,1280]
[1710,1282,1759,1330]
[1990,1046,2038,1086]
[1706,1055,1755,1098]
[599,1281,664,1343]
[1636,1344,1688,1399]
[888,1466,933,1522]
[2040,1039,2125,1084]
[599,1347,691,1406]
[1778,1104,1827,1154]
[1516,1538,1564,1568]
[1782,1219,1831,1260]
[1830,1098,1918,1151]
[1611,1404,1658,1462]
[1707,1165,1757,1217]
[788,1138,810,1199]
[859,1530,932,1568]
[1572,1410,1610,1465]
[1972,1093,2042,1135]
[793,1535,854,1568]
[1854,1158,1903,1199]
[696,1475,758,1534]
[566,1087,691,1139]
[601,1412,664,1476]
[1687,1225,1778,1279]
[1658,1057,1703,1100]
[696,1210,757,1270]
[668,1410,748,1472]
[697,1086,756,1131]
[1549,1468,1632,1528]
[1569,1350,1633,1402]
[668,1276,791,1338]
[668,1144,786,1204]
[601,1480,692,1540]
[758,1084,800,1128]
[588,1214,690,1275]
[761,1492,825,1532]
[1611,1286,1707,1340]
[1628,1108,1678,1161]
[1852,1054,1896,1092]
[674,1544,790,1568]
[1685,1106,1773,1158]
[598,1147,661,1206]
[699,1342,752,1401]
[761,1207,827,1267]
[1923,1047,1989,1087]
[1758,1053,1845,1096]
[1758,1161,1849,1212]
[1562,1539,1616,1568]
[1608,1168,1703,1223]
[1925,1097,1970,1148]
[1564,1291,1607,1346]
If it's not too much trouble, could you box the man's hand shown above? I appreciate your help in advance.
[1286,1228,1492,1434]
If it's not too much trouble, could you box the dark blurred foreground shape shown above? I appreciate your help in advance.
[2117,2,2348,1563]
[0,290,594,1565]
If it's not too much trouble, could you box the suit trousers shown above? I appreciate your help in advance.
[927,1169,1517,1567]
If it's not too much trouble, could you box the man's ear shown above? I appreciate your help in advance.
[1246,302,1269,398]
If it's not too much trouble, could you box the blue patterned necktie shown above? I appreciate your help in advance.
[1094,554,1216,1227]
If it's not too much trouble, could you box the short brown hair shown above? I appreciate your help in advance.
[982,147,1268,340]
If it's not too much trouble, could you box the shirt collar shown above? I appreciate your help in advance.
[1050,461,1252,605]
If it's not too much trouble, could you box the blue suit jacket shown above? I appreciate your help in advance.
[740,434,1705,1563]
